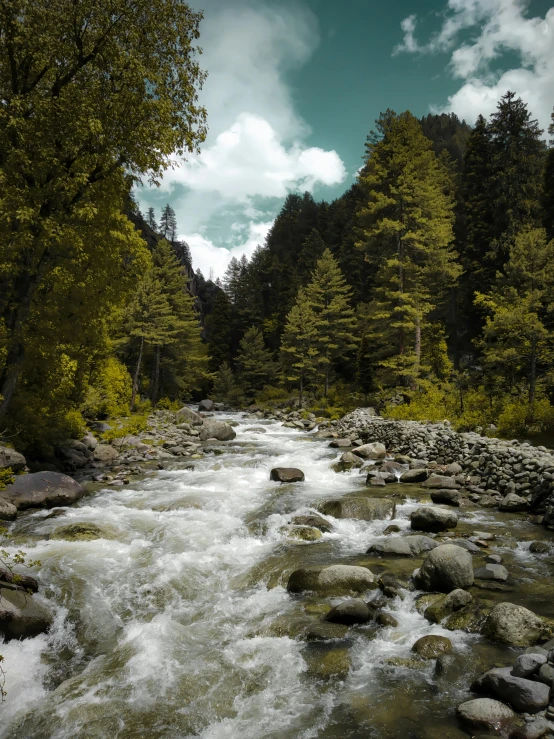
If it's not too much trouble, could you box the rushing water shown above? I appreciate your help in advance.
[1,414,554,739]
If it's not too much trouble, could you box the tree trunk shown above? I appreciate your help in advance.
[414,315,421,390]
[131,336,144,411]
[152,346,161,404]
[529,334,537,422]
[299,371,303,409]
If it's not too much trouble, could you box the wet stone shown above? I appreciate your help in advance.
[411,635,452,659]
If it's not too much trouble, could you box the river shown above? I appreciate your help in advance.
[1,414,553,738]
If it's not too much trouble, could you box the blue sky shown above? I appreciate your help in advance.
[136,0,554,279]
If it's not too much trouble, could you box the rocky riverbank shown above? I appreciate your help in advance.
[330,408,554,529]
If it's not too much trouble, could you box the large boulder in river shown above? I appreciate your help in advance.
[0,588,52,640]
[0,445,26,472]
[50,522,110,541]
[175,406,203,426]
[270,468,305,483]
[367,535,437,557]
[456,698,516,732]
[482,603,550,646]
[287,564,375,596]
[317,497,395,521]
[199,419,236,442]
[471,666,550,713]
[324,598,372,625]
[414,544,474,593]
[422,475,459,490]
[400,468,428,483]
[352,442,386,460]
[0,471,86,510]
[498,492,528,512]
[410,506,458,532]
[424,589,473,623]
[198,399,215,412]
[93,444,119,463]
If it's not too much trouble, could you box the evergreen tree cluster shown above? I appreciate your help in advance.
[207,97,554,436]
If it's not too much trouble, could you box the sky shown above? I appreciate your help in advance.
[135,0,554,279]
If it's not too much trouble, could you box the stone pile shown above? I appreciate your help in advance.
[336,408,554,528]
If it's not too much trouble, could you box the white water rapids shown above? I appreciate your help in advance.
[1,414,545,739]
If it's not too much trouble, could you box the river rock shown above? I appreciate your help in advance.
[340,451,363,468]
[0,471,86,510]
[0,568,39,593]
[93,444,119,463]
[175,406,203,426]
[430,489,461,506]
[375,611,398,627]
[324,598,372,625]
[529,541,551,554]
[400,468,429,483]
[410,506,458,532]
[499,492,528,512]
[511,653,547,678]
[537,663,554,686]
[198,399,215,412]
[424,589,473,623]
[352,442,386,460]
[283,525,322,542]
[411,635,452,659]
[474,563,509,581]
[317,497,395,521]
[304,648,351,679]
[291,513,332,532]
[199,419,236,442]
[0,445,26,472]
[511,718,554,739]
[422,475,459,490]
[0,587,52,640]
[50,522,110,541]
[483,603,550,646]
[471,666,550,713]
[0,497,18,520]
[329,438,351,448]
[367,535,437,557]
[270,468,305,483]
[81,433,98,451]
[414,544,474,593]
[445,462,463,475]
[287,564,375,596]
[456,698,516,731]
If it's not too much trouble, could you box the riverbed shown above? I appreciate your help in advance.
[1,414,553,738]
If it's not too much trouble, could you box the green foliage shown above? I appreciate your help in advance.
[280,288,319,406]
[0,468,15,491]
[82,358,132,419]
[102,414,148,442]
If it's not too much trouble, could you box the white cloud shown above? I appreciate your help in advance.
[185,221,274,280]
[137,0,347,271]
[394,1,554,131]
[162,112,346,202]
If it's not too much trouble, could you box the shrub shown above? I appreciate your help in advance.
[81,357,132,419]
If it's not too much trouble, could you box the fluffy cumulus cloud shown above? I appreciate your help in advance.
[394,0,554,131]
[138,0,346,277]
[184,221,273,280]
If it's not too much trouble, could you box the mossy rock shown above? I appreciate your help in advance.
[304,647,351,679]
[412,635,452,659]
[304,603,332,617]
[415,593,443,615]
[266,615,348,642]
[444,603,490,633]
[50,523,111,541]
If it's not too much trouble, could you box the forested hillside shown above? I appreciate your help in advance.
[205,96,554,438]
[1,0,554,458]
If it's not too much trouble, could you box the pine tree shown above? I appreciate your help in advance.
[126,275,178,409]
[160,204,178,242]
[488,92,545,257]
[146,207,158,232]
[356,334,377,402]
[207,289,232,371]
[297,228,326,282]
[357,110,459,389]
[280,289,318,407]
[304,249,357,395]
[212,362,242,405]
[476,227,554,421]
[150,239,207,400]
[236,327,278,397]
